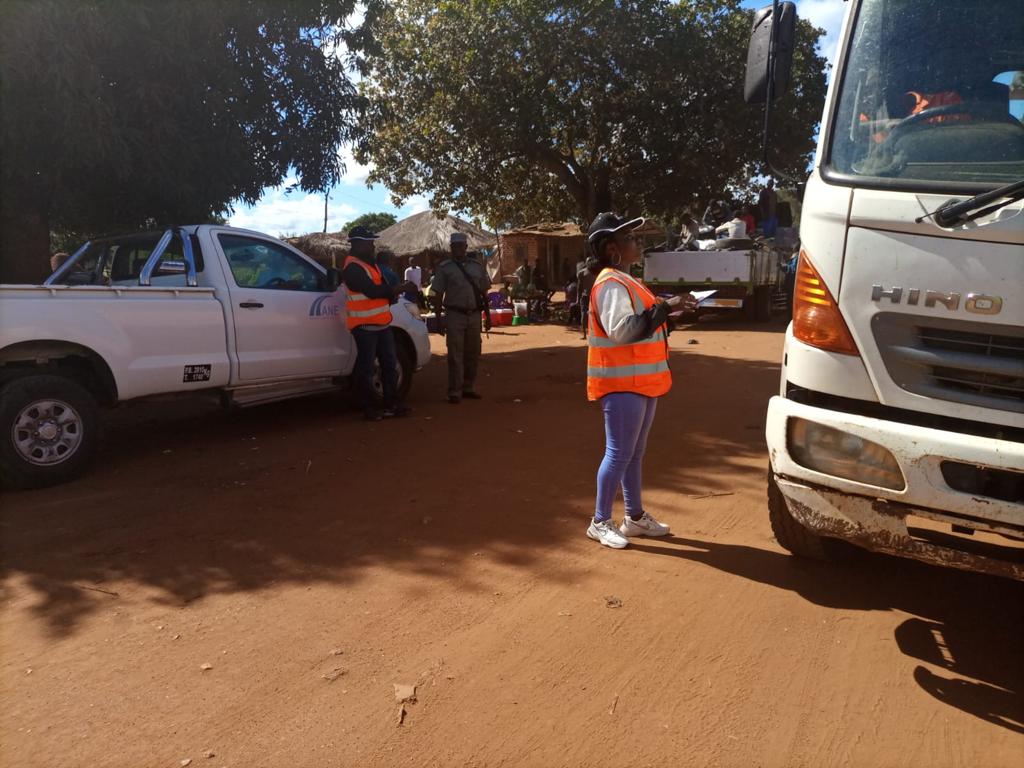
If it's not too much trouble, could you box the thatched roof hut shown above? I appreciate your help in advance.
[285,232,349,269]
[286,212,498,273]
[376,211,496,261]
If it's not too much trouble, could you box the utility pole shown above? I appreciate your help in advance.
[323,189,329,233]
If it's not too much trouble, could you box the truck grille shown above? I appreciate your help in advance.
[871,313,1024,413]
[940,461,1024,504]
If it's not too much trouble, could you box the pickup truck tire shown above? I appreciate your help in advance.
[394,334,414,401]
[0,374,99,490]
[372,330,415,404]
[767,467,838,560]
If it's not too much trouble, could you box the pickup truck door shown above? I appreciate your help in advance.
[214,232,351,381]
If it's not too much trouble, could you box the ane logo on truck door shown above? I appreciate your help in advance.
[308,295,340,319]
[870,285,1003,315]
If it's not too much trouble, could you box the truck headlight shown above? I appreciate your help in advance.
[787,418,905,491]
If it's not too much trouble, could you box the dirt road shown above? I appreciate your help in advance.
[2,320,1021,767]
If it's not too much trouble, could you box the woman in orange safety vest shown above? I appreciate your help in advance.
[584,213,696,549]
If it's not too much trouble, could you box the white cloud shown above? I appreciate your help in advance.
[400,194,432,217]
[338,144,375,186]
[229,188,357,237]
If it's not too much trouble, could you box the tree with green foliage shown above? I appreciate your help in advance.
[340,211,398,234]
[0,0,379,282]
[358,0,827,228]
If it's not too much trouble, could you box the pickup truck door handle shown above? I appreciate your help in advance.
[239,301,264,309]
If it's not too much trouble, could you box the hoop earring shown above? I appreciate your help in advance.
[612,252,622,266]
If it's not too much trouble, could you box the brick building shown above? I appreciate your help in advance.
[497,222,585,288]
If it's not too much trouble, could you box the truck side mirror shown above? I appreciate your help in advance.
[744,2,797,104]
[324,266,342,291]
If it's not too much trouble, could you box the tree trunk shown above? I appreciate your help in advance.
[0,196,51,284]
[582,170,612,223]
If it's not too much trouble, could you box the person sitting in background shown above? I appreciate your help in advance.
[715,211,747,240]
[702,199,729,228]
[739,205,756,236]
[49,251,70,273]
[533,268,547,292]
[566,277,580,325]
[403,257,424,303]
[676,213,700,250]
[376,249,400,287]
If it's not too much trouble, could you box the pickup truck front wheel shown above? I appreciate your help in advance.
[0,375,98,490]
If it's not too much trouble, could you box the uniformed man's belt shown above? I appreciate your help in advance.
[444,306,479,314]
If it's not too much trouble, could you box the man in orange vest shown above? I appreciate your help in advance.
[342,226,417,421]
[584,212,697,549]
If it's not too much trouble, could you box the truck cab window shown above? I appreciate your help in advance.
[55,232,201,286]
[830,0,1024,186]
[219,234,322,291]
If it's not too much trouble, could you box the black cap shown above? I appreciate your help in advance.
[586,212,645,243]
[348,225,380,241]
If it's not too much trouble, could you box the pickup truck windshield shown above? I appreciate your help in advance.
[830,0,1024,186]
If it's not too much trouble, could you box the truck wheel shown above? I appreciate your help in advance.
[767,467,832,560]
[394,334,415,400]
[0,375,99,490]
[754,285,772,322]
[372,331,415,403]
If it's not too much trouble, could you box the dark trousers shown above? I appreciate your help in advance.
[353,327,398,411]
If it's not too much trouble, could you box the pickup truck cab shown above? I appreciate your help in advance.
[0,224,431,489]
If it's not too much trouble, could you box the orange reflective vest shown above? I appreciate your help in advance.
[587,269,671,401]
[343,256,393,330]
[906,90,968,124]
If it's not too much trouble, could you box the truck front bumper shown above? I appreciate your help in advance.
[766,396,1024,580]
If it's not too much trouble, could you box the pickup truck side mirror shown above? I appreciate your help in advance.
[324,267,342,292]
[744,2,797,104]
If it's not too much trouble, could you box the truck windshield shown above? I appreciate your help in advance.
[830,0,1024,187]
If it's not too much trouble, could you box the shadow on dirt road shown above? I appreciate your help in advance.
[2,333,1019,738]
[629,534,1024,735]
[0,342,774,634]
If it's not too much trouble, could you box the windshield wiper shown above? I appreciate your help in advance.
[917,178,1024,227]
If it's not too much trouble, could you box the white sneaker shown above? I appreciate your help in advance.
[587,519,629,549]
[620,511,671,538]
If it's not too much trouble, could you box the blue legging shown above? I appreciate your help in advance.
[595,392,658,522]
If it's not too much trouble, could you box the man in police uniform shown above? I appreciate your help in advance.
[430,232,490,404]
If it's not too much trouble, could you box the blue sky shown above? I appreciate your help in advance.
[228,0,847,237]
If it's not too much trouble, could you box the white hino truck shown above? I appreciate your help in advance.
[0,225,431,489]
[747,2,1023,579]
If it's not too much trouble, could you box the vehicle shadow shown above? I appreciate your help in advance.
[628,534,1024,735]
[0,341,778,637]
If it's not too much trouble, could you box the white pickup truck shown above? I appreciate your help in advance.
[0,225,431,489]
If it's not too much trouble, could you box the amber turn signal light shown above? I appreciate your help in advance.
[792,251,859,356]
